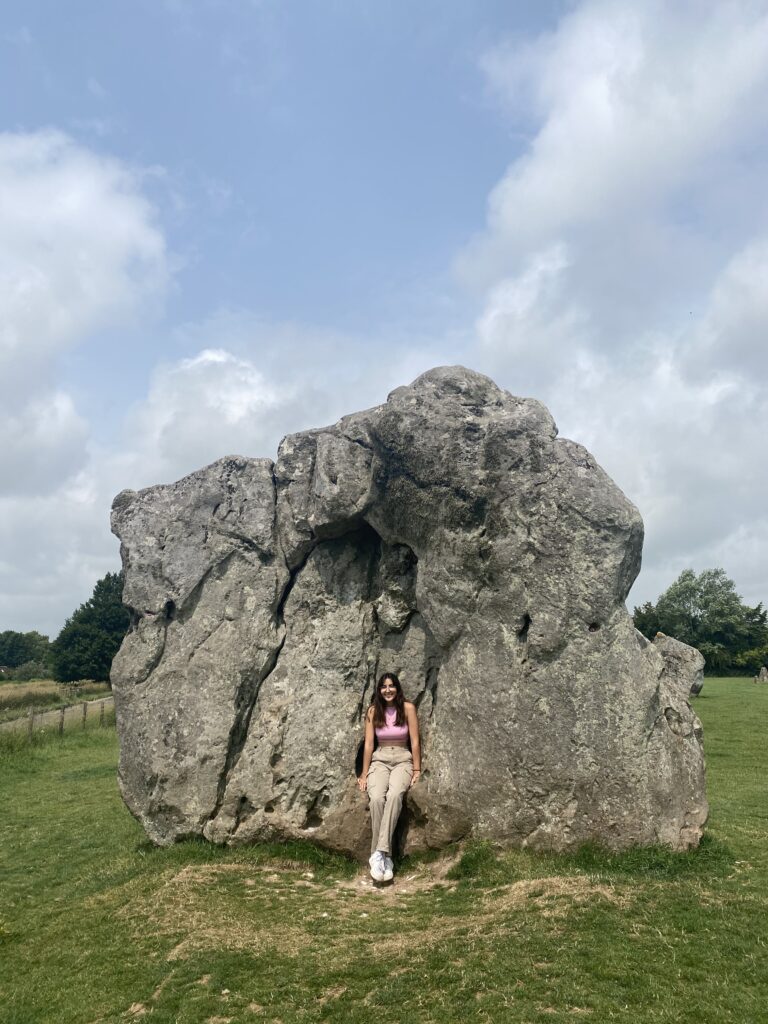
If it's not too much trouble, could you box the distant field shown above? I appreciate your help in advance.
[1,678,766,1023]
[0,679,110,723]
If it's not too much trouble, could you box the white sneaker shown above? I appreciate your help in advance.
[381,854,394,882]
[369,851,386,882]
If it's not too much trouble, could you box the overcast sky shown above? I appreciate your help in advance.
[2,0,768,638]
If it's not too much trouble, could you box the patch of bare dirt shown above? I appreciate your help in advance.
[108,854,629,966]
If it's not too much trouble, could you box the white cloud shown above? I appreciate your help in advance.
[0,474,120,638]
[684,240,768,380]
[476,243,591,392]
[125,347,290,484]
[0,129,169,502]
[0,130,170,630]
[465,0,768,288]
[463,0,768,609]
[0,392,89,497]
[117,311,452,490]
[0,130,167,389]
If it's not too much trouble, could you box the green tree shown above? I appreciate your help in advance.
[633,568,768,675]
[632,602,661,642]
[51,572,131,683]
[0,630,52,669]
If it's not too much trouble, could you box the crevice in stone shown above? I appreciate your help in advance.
[204,531,318,834]
[354,657,378,724]
[364,529,384,603]
[269,708,290,791]
[216,529,275,565]
[414,662,440,718]
[276,542,316,622]
[173,550,238,625]
[643,680,663,747]
[234,795,254,832]
[664,706,687,736]
[206,631,287,831]
[393,607,417,635]
[133,621,169,686]
[268,462,279,540]
[517,612,531,665]
[302,788,330,829]
[340,432,374,452]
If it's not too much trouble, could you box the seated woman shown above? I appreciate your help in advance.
[357,672,421,881]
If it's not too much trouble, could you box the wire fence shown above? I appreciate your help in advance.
[0,696,115,739]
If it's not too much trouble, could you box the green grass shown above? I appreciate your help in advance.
[1,678,767,1023]
[0,679,111,723]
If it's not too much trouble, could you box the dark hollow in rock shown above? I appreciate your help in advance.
[111,366,707,857]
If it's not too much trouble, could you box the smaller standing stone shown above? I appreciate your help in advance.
[652,632,705,696]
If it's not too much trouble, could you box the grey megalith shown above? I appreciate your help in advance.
[111,366,707,857]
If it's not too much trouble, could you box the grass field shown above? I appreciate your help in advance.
[1,679,766,1023]
[0,679,111,723]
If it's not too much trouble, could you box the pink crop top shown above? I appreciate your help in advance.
[375,706,409,744]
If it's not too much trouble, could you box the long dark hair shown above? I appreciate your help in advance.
[370,671,406,728]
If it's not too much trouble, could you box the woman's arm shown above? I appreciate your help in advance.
[405,702,421,788]
[358,707,375,791]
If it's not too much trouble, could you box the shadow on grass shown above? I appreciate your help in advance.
[133,834,359,879]
[134,829,732,888]
[445,832,734,885]
[568,832,734,878]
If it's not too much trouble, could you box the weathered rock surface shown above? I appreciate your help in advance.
[652,632,705,696]
[111,366,707,856]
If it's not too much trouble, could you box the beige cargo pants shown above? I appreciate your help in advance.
[367,746,413,855]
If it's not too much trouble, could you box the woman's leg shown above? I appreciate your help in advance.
[367,756,391,856]
[373,752,413,855]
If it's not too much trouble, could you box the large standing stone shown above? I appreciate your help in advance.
[111,366,707,855]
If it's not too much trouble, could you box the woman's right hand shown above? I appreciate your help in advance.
[357,775,367,792]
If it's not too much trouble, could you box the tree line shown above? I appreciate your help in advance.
[1,571,130,684]
[633,568,768,675]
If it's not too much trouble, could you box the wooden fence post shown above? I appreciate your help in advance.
[82,702,87,730]
[28,706,34,738]
[59,706,65,736]
[99,701,105,728]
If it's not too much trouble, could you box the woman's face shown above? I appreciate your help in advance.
[379,678,397,703]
